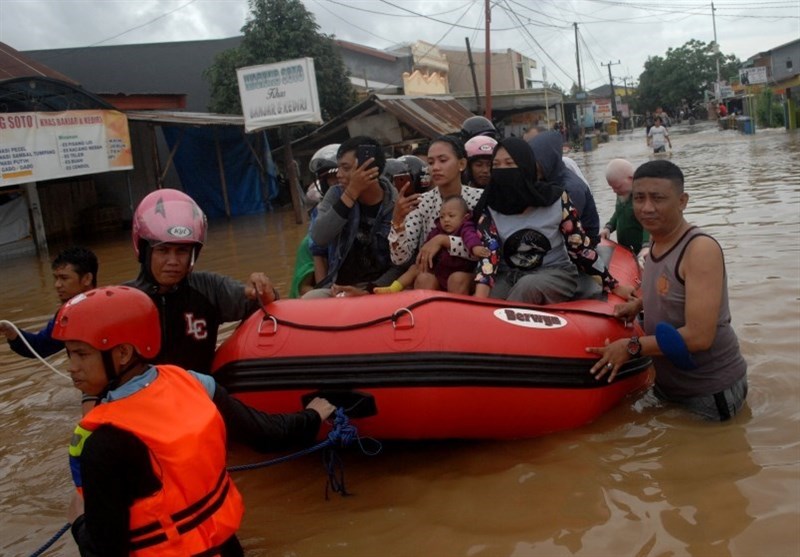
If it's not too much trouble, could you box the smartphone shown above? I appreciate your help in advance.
[392,172,412,195]
[356,144,378,169]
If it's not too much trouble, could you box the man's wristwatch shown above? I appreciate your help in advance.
[627,336,642,358]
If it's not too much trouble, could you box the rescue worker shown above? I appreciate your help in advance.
[125,189,275,373]
[57,285,335,556]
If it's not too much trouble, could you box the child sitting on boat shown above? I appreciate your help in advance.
[375,195,489,293]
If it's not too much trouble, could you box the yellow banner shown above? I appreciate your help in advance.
[0,110,133,188]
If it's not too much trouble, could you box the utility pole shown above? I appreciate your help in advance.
[573,22,582,91]
[711,2,721,93]
[484,0,492,120]
[543,66,550,126]
[622,76,631,100]
[465,37,481,115]
[602,60,621,118]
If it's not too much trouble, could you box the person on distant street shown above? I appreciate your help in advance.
[647,117,672,154]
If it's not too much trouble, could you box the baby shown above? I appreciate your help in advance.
[376,196,489,293]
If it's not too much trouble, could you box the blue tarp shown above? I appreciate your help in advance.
[161,126,278,218]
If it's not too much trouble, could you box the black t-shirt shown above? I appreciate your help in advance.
[335,202,385,285]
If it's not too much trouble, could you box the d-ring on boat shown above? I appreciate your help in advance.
[212,241,654,440]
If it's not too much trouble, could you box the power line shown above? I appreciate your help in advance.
[377,0,525,31]
[498,0,578,87]
[371,0,479,93]
[311,0,395,45]
[321,0,475,18]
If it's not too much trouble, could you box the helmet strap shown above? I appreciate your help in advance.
[100,350,118,394]
[101,348,144,393]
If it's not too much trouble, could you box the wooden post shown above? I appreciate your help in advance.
[213,128,232,219]
[150,124,164,189]
[465,37,481,114]
[281,125,306,225]
[23,182,48,253]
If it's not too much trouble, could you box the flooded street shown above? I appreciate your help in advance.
[2,121,799,556]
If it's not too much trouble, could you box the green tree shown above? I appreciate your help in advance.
[634,39,740,114]
[755,88,784,128]
[205,0,355,120]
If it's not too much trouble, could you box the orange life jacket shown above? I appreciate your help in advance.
[69,365,244,556]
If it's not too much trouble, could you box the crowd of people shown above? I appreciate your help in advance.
[2,113,748,556]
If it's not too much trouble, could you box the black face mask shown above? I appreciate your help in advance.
[487,168,563,214]
[487,168,532,214]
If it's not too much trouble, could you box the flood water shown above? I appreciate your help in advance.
[2,121,799,556]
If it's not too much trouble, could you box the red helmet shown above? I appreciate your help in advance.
[53,286,160,359]
[132,189,207,258]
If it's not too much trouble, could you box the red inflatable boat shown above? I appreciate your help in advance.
[212,241,654,440]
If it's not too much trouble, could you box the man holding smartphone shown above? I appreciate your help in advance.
[304,136,405,298]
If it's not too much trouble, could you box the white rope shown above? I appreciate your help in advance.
[0,319,71,379]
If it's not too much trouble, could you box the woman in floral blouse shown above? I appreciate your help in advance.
[388,136,483,294]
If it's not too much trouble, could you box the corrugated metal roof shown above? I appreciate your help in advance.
[373,94,474,138]
[0,42,77,83]
[286,94,474,156]
[125,110,244,126]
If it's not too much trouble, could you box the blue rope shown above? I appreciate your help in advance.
[226,407,362,472]
[29,408,379,557]
[29,522,71,557]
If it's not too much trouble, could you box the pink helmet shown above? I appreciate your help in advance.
[465,135,498,159]
[132,189,207,259]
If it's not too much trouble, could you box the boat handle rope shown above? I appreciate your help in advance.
[391,307,415,329]
[28,407,380,557]
[255,294,624,332]
[0,320,71,380]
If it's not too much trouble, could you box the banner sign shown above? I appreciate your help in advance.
[719,84,735,98]
[237,57,322,132]
[593,99,613,121]
[739,66,767,85]
[0,110,133,188]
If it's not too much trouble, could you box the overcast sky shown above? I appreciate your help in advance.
[1,0,798,91]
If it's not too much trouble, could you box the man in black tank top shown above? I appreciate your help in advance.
[587,160,747,421]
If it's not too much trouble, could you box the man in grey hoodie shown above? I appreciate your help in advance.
[528,130,601,246]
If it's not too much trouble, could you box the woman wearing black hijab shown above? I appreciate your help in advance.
[473,137,619,303]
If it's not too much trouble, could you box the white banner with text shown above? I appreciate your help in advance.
[237,57,322,132]
[0,110,133,188]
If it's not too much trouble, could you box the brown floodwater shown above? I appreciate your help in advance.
[2,122,799,556]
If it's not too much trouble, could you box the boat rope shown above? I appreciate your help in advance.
[257,293,621,332]
[28,522,71,557]
[0,320,71,380]
[27,408,379,557]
